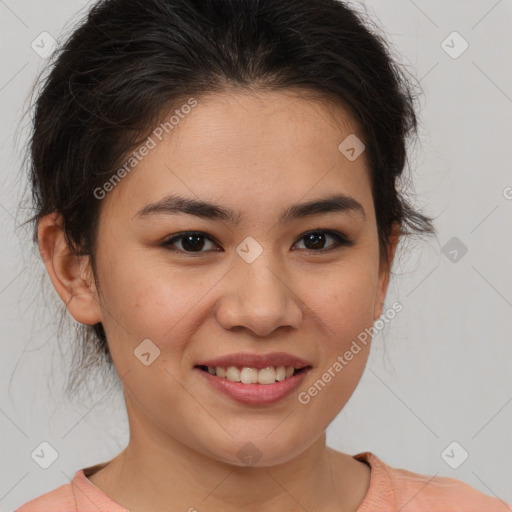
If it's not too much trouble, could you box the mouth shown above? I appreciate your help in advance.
[193,352,313,405]
[195,364,311,385]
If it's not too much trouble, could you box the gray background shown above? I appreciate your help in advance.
[1,0,511,510]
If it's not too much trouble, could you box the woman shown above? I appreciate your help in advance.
[16,0,511,510]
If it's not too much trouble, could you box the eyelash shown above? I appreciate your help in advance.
[161,229,354,255]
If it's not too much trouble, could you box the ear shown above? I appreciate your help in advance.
[373,222,400,321]
[37,212,102,325]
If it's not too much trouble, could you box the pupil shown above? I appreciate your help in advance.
[306,233,325,250]
[183,235,204,251]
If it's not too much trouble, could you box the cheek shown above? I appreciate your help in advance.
[294,268,377,417]
[97,254,244,387]
[95,254,199,364]
[307,260,378,344]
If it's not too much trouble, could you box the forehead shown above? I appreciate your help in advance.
[100,88,373,223]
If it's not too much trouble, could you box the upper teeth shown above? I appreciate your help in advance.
[207,365,296,384]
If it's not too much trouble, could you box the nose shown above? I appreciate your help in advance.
[215,257,304,337]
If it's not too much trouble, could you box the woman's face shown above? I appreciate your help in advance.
[71,90,394,466]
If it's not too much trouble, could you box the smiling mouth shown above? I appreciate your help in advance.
[195,365,310,385]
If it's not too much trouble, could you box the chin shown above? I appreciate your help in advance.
[206,433,316,469]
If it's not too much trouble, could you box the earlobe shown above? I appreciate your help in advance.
[37,212,102,326]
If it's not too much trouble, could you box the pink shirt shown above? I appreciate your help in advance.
[15,451,512,511]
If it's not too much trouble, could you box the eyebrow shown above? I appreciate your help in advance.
[134,192,366,224]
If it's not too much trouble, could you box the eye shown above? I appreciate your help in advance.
[161,231,220,253]
[293,230,354,252]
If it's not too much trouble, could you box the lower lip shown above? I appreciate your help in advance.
[195,367,310,405]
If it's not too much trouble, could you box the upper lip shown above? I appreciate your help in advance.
[195,352,312,370]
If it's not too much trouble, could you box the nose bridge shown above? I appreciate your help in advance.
[241,255,284,306]
[216,246,303,335]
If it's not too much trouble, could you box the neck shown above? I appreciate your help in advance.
[88,402,370,512]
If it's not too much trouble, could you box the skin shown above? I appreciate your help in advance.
[38,89,399,512]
